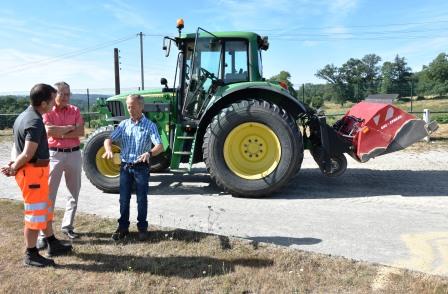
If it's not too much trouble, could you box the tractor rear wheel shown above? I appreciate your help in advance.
[203,100,303,197]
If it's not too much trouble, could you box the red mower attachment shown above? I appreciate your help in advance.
[333,101,438,162]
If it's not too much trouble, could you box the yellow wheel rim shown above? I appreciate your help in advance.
[95,145,121,177]
[224,122,281,180]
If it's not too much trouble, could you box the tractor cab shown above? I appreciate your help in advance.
[164,23,269,120]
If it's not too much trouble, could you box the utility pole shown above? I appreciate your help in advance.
[139,32,144,90]
[302,83,305,103]
[114,48,120,95]
[410,79,413,112]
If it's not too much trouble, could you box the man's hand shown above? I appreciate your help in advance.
[136,152,151,163]
[1,162,16,177]
[102,150,114,160]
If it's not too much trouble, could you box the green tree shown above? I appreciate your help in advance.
[380,55,412,96]
[380,61,395,94]
[362,54,382,94]
[315,64,350,106]
[425,53,448,96]
[268,70,298,97]
[316,54,382,104]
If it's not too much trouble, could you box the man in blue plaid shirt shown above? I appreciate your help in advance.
[103,94,163,241]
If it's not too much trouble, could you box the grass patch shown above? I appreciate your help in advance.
[0,199,447,293]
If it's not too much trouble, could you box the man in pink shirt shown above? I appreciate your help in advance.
[40,81,84,244]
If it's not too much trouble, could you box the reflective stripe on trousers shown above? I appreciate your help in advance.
[15,164,51,230]
[24,201,48,211]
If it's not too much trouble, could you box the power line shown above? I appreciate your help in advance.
[0,34,137,75]
[268,27,448,37]
[270,34,448,42]
[254,18,448,32]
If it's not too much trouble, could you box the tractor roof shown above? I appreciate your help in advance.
[181,31,261,40]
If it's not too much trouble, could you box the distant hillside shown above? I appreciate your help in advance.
[0,93,111,113]
[71,93,111,101]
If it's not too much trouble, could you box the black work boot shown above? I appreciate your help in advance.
[46,235,73,257]
[138,228,149,241]
[111,228,129,241]
[24,247,55,267]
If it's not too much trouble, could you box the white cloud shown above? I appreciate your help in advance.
[102,0,156,31]
[329,0,359,15]
[376,36,448,71]
[0,49,113,92]
[0,47,176,93]
[302,40,320,47]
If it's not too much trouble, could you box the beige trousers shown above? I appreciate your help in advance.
[48,149,82,231]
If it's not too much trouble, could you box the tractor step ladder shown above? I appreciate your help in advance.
[169,124,196,173]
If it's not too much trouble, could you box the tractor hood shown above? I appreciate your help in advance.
[106,89,168,102]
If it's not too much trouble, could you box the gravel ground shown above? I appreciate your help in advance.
[0,136,447,276]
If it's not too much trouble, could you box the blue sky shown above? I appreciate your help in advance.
[1,0,447,93]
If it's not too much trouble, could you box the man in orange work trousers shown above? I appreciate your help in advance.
[1,83,72,267]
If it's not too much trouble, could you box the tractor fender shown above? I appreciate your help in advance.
[193,84,309,162]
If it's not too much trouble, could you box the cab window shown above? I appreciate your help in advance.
[224,41,248,84]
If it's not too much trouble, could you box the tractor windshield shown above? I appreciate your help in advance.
[182,28,222,119]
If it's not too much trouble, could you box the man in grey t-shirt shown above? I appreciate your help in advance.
[1,84,72,267]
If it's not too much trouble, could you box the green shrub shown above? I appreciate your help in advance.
[311,96,324,108]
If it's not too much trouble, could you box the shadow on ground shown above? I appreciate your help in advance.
[74,228,235,251]
[246,236,322,247]
[281,168,448,199]
[143,168,448,199]
[62,252,274,277]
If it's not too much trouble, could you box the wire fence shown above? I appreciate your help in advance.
[0,87,144,130]
[1,85,447,130]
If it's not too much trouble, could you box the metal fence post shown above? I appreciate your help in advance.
[423,109,430,142]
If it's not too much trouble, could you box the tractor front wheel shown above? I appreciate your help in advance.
[83,125,169,193]
[203,100,303,197]
[83,126,121,193]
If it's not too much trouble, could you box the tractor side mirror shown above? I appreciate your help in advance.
[160,78,169,88]
[163,37,172,57]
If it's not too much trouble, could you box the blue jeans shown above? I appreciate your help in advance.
[118,163,150,231]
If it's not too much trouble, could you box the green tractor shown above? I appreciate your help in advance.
[86,20,427,197]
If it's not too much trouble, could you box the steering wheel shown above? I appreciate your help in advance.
[200,68,218,81]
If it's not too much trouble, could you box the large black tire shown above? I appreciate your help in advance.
[83,125,169,193]
[203,100,304,197]
[83,126,120,193]
[150,152,171,173]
